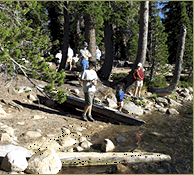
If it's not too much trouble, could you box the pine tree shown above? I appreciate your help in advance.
[0,1,66,104]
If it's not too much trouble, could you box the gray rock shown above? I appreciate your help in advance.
[166,108,179,115]
[158,103,164,107]
[71,89,80,95]
[154,104,161,108]
[123,102,144,115]
[26,149,62,174]
[156,97,168,106]
[25,131,41,139]
[144,109,152,114]
[158,107,167,113]
[101,139,115,152]
[166,98,182,107]
[60,136,77,147]
[182,88,190,94]
[188,86,193,94]
[1,150,28,172]
[80,141,92,149]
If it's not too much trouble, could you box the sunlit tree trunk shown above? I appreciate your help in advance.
[84,14,96,58]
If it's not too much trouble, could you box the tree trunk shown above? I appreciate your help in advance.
[59,1,69,70]
[74,14,81,54]
[111,1,149,89]
[149,60,156,81]
[84,14,96,58]
[148,25,187,96]
[97,21,114,80]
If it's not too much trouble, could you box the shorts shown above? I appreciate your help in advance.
[84,92,95,105]
[117,101,123,107]
[135,80,143,87]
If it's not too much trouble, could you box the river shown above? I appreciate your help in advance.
[60,101,193,174]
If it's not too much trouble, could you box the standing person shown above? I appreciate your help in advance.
[96,46,101,61]
[55,50,62,71]
[116,85,125,112]
[133,62,145,100]
[80,60,98,122]
[80,42,92,61]
[65,45,74,71]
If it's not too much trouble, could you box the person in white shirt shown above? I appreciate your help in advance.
[80,60,98,122]
[65,45,74,71]
[96,46,101,61]
[55,50,62,71]
[80,42,92,61]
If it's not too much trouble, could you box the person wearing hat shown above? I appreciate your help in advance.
[80,42,92,61]
[55,50,62,71]
[116,85,125,112]
[80,60,98,122]
[133,62,145,100]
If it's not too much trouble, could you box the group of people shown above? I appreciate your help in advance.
[55,42,104,72]
[55,42,144,122]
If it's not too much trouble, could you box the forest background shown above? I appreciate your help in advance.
[0,1,193,103]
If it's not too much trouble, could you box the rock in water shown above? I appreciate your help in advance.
[101,139,115,152]
[26,149,62,174]
[123,102,144,115]
[1,150,28,172]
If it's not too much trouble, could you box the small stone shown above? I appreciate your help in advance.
[158,107,167,113]
[61,127,71,134]
[0,133,17,144]
[80,140,92,149]
[76,132,82,136]
[166,108,179,115]
[75,146,84,152]
[17,122,24,125]
[60,136,77,147]
[150,132,163,137]
[31,115,42,120]
[25,131,41,139]
[71,89,80,95]
[27,94,36,101]
[101,139,115,152]
[117,163,130,173]
[79,137,87,143]
[3,127,14,137]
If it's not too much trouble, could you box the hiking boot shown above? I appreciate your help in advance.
[82,114,88,121]
[88,115,95,122]
[133,96,137,100]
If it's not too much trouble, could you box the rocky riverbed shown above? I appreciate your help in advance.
[0,73,193,174]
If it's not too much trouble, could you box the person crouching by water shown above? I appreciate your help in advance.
[80,60,98,122]
[133,62,144,100]
[116,85,124,113]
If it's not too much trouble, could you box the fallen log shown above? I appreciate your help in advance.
[65,94,145,125]
[58,152,171,167]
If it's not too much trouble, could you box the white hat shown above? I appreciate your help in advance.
[137,62,142,67]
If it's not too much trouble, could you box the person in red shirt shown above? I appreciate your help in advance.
[133,62,145,100]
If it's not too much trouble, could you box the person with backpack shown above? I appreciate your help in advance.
[116,85,125,113]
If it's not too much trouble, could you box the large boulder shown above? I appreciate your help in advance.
[122,102,144,115]
[1,150,28,172]
[101,139,115,152]
[166,98,182,108]
[26,149,62,174]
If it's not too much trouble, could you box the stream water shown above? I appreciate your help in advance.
[59,101,193,174]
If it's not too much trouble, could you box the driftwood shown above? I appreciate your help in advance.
[58,152,171,167]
